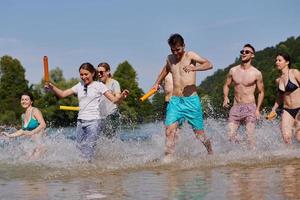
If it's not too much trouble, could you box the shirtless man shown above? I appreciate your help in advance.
[153,33,213,160]
[223,44,264,148]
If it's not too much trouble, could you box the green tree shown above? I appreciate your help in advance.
[50,66,66,83]
[113,61,154,123]
[0,55,29,125]
[32,67,79,126]
[198,35,300,117]
[151,91,165,120]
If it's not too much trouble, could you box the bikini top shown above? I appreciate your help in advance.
[22,108,39,131]
[278,70,299,93]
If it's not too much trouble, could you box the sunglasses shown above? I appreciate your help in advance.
[84,85,87,95]
[240,50,253,55]
[97,70,106,76]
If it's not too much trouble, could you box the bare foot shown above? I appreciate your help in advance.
[28,146,46,160]
[247,142,256,150]
[248,145,256,151]
[229,135,241,144]
[162,154,175,163]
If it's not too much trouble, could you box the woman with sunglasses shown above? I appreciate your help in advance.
[269,52,300,144]
[1,92,46,159]
[97,62,122,138]
[45,62,128,161]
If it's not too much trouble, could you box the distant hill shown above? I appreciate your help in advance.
[198,36,300,117]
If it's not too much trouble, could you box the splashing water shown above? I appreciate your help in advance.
[0,118,300,180]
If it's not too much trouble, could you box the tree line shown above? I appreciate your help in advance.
[198,36,300,118]
[0,36,299,127]
[0,58,161,127]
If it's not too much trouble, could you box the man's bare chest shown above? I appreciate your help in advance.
[232,71,256,86]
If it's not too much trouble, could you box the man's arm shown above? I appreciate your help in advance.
[256,72,265,115]
[153,62,170,90]
[183,51,213,72]
[223,69,233,108]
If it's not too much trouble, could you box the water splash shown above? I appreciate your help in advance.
[1,118,300,179]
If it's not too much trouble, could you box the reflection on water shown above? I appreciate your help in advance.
[2,163,300,200]
[226,167,267,200]
[2,162,300,199]
[282,163,300,200]
[1,119,300,199]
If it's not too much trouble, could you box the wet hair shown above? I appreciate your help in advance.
[79,62,97,80]
[243,44,255,54]
[98,62,112,77]
[168,33,185,47]
[277,52,291,68]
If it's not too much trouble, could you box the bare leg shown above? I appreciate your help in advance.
[174,127,179,141]
[28,135,46,160]
[281,111,294,144]
[245,122,255,149]
[165,123,178,156]
[295,127,300,143]
[228,122,239,143]
[195,130,213,154]
[29,145,46,160]
[295,113,300,142]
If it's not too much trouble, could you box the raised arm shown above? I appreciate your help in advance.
[223,69,233,108]
[183,51,213,72]
[46,82,74,98]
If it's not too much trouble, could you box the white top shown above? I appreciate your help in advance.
[72,81,108,120]
[99,79,121,118]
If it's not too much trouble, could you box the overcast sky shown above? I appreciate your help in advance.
[0,0,299,90]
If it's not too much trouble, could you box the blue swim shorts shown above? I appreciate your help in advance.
[165,95,204,130]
